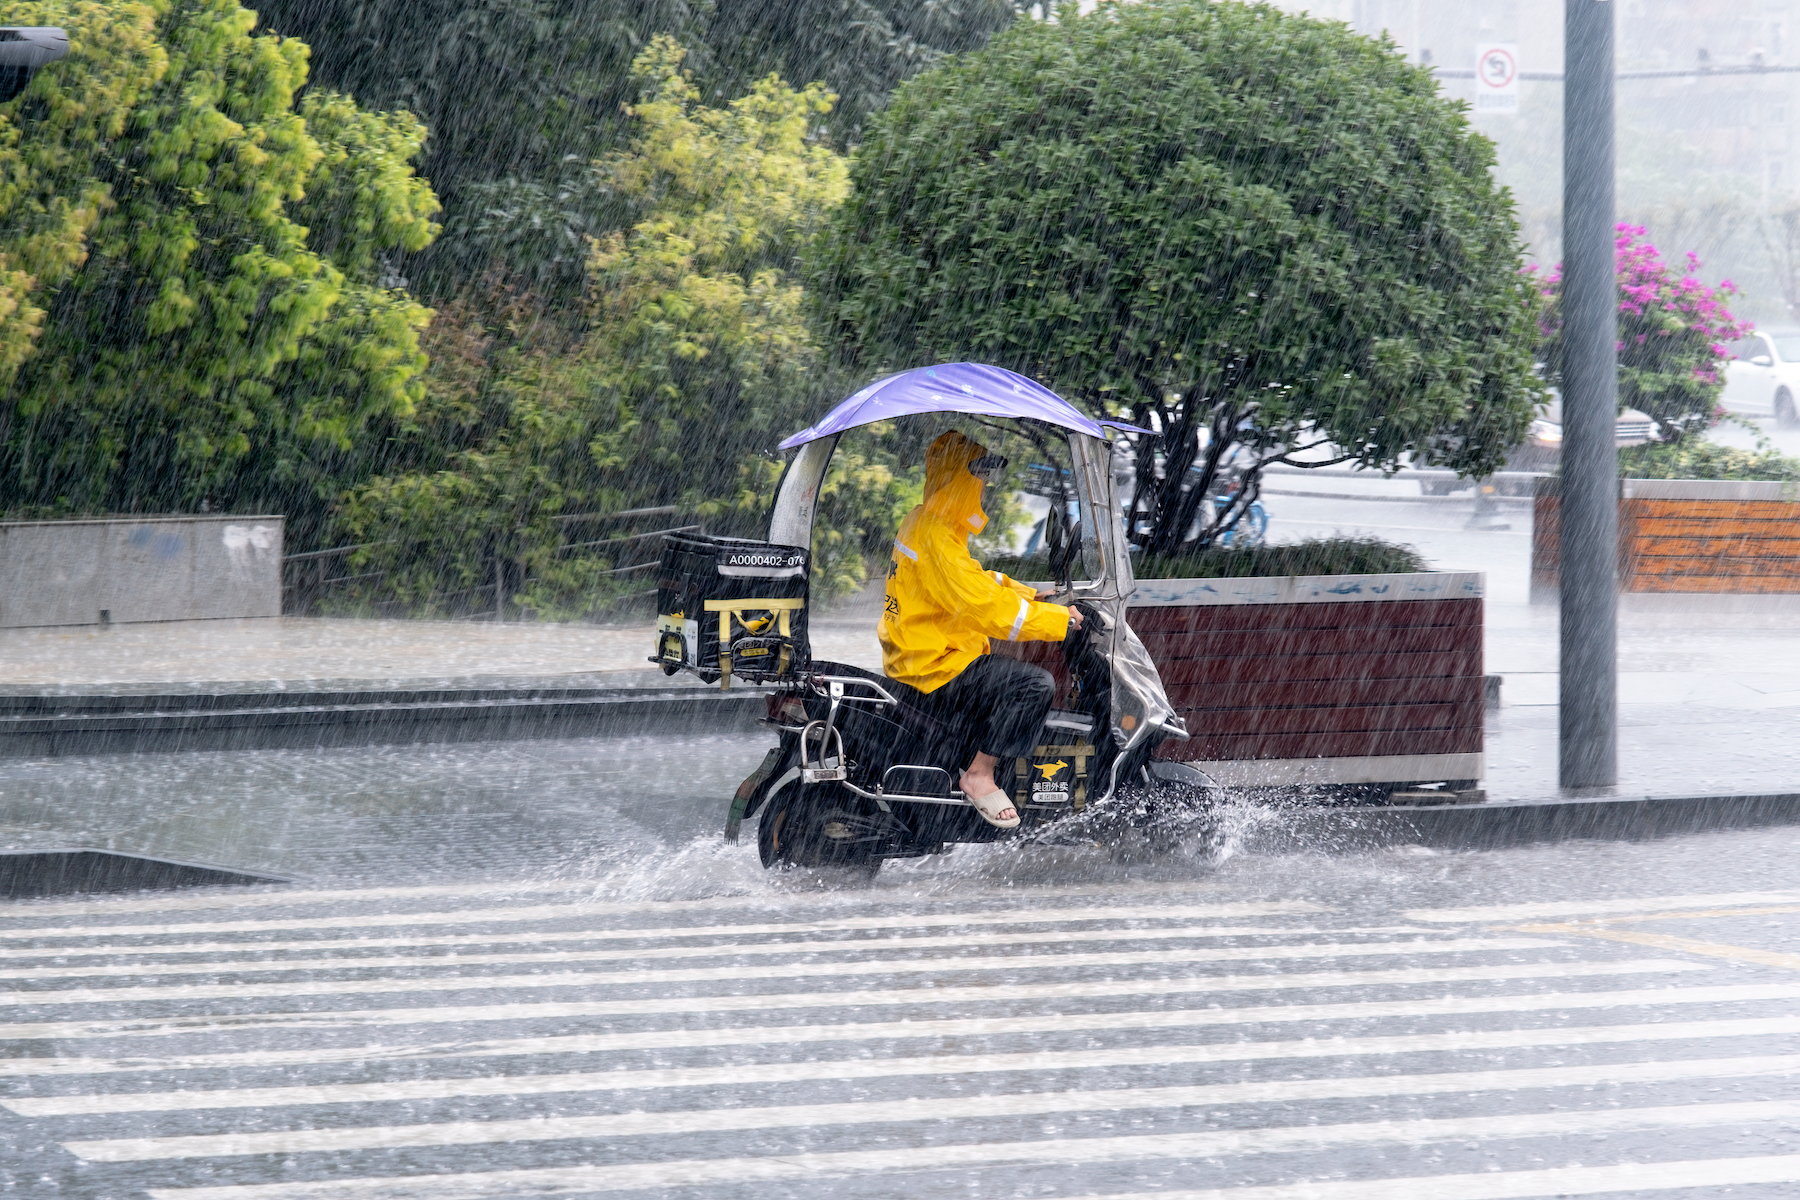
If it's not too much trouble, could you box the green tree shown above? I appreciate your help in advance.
[0,0,440,549]
[812,0,1544,553]
[0,0,166,389]
[334,39,868,617]
[256,0,1021,293]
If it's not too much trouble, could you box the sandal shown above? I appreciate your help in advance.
[962,783,1020,829]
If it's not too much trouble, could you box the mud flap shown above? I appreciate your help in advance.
[726,747,786,842]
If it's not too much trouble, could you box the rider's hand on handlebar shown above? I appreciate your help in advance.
[1034,590,1081,631]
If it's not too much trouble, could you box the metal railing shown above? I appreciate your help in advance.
[280,512,702,620]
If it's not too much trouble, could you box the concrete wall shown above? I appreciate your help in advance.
[0,516,283,628]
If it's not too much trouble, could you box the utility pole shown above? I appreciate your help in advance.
[1560,0,1618,789]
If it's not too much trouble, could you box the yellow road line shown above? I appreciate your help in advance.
[1508,923,1800,972]
[1587,904,1800,925]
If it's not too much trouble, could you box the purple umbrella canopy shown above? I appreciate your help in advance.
[777,362,1149,450]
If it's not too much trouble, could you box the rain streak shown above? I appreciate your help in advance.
[2,2,1800,1199]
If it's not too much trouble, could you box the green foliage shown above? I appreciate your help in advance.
[256,0,1021,292]
[333,41,866,616]
[989,536,1428,581]
[0,0,440,548]
[0,0,166,384]
[809,430,924,601]
[812,0,1543,555]
[1132,537,1430,580]
[1619,438,1800,482]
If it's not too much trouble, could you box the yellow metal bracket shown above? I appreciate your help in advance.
[704,597,805,689]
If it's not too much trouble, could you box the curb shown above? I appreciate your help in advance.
[1246,790,1800,852]
[0,848,292,898]
[0,687,769,757]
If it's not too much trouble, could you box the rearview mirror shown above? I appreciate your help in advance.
[1751,354,1774,368]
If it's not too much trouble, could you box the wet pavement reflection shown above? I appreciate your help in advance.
[2,759,1800,1199]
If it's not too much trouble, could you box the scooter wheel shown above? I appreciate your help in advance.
[758,784,886,873]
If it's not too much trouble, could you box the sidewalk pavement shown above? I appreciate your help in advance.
[0,613,885,696]
[3,486,1797,802]
[1274,484,1800,802]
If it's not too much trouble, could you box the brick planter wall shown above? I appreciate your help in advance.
[1533,478,1800,598]
[1005,572,1485,788]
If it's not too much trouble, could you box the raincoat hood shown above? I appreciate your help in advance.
[922,431,989,537]
[880,429,1068,691]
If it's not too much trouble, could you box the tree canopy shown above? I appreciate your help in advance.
[256,0,1023,292]
[0,0,439,548]
[811,0,1544,552]
[331,40,909,616]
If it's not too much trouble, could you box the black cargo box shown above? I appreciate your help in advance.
[654,533,809,681]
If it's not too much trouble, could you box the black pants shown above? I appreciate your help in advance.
[926,654,1055,761]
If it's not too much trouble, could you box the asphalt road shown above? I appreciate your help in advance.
[3,826,1800,1200]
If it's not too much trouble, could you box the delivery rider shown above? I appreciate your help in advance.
[878,431,1082,828]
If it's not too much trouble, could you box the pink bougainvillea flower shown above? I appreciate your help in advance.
[1538,224,1752,436]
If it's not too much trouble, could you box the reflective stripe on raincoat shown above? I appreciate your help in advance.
[878,431,1071,693]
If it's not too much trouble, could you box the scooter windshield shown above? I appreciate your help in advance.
[932,418,1099,593]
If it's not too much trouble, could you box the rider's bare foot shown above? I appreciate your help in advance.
[960,770,1019,828]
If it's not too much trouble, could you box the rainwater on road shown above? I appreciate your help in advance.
[1,821,1799,1200]
[6,422,1800,1197]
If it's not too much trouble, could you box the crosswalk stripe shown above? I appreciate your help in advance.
[0,963,1732,1042]
[1051,1154,1800,1200]
[134,1100,1800,1197]
[0,921,1435,964]
[0,899,1329,942]
[0,879,1303,922]
[0,881,601,921]
[1403,891,1799,923]
[0,925,1459,980]
[55,1053,1800,1157]
[0,964,1737,1084]
[0,937,1561,1007]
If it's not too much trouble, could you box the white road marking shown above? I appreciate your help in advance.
[13,883,1798,1200]
[0,924,1460,979]
[0,938,1562,1007]
[0,921,1446,963]
[0,963,1734,1043]
[1404,892,1800,924]
[0,898,1330,942]
[0,881,597,920]
[1050,1154,1800,1200]
[7,878,1274,920]
[134,1101,1800,1196]
[44,1053,1800,1147]
[0,962,1722,1082]
[0,913,1382,963]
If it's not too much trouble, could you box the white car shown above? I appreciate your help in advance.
[1723,330,1800,427]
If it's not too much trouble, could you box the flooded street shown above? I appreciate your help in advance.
[2,743,1799,1199]
[5,0,1798,1192]
[3,437,1796,1199]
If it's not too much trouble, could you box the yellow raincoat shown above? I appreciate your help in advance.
[879,431,1071,692]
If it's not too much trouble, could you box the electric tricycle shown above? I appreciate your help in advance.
[651,363,1215,872]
